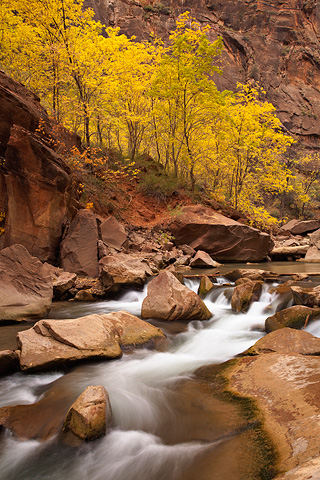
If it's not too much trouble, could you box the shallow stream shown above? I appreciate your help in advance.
[1,264,320,480]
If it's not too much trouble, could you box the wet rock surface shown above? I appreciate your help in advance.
[62,385,112,441]
[17,311,166,371]
[265,305,320,332]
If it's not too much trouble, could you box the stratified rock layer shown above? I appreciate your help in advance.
[170,206,273,262]
[0,71,77,262]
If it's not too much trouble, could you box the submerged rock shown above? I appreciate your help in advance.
[265,305,320,332]
[17,311,166,371]
[0,244,53,322]
[62,385,112,441]
[141,271,212,321]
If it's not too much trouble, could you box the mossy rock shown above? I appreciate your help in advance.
[265,305,320,333]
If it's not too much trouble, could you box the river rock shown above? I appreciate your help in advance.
[0,244,53,322]
[291,285,320,307]
[281,219,320,235]
[169,205,273,262]
[231,280,263,313]
[269,245,309,260]
[99,253,153,289]
[244,328,320,356]
[141,271,212,321]
[100,216,127,251]
[73,290,95,301]
[0,350,19,375]
[60,209,99,277]
[62,385,112,441]
[198,276,214,298]
[265,305,320,333]
[224,268,277,282]
[17,311,166,371]
[189,250,220,268]
[53,271,77,299]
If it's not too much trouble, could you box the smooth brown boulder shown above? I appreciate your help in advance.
[60,209,99,277]
[99,253,153,289]
[244,328,320,356]
[0,244,53,322]
[17,311,166,371]
[62,385,112,441]
[100,216,127,251]
[141,271,212,321]
[169,205,273,262]
[189,250,220,268]
[265,305,320,333]
[231,280,263,313]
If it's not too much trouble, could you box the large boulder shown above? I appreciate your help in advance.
[17,311,166,371]
[265,305,320,332]
[0,244,53,322]
[60,209,99,277]
[141,271,212,321]
[231,280,263,313]
[62,385,112,441]
[99,253,153,289]
[244,328,320,356]
[100,216,127,251]
[281,219,320,235]
[169,205,273,262]
[0,71,77,263]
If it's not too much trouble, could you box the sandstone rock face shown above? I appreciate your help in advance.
[99,253,153,289]
[245,328,320,356]
[88,0,320,147]
[0,244,53,322]
[0,72,77,262]
[265,305,320,332]
[141,271,212,321]
[231,280,263,313]
[169,206,273,262]
[189,250,220,268]
[100,216,127,251]
[53,271,77,298]
[305,228,320,261]
[62,385,112,441]
[60,209,99,277]
[17,311,166,371]
[227,353,320,473]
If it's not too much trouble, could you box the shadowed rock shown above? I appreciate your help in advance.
[231,280,263,313]
[0,244,53,322]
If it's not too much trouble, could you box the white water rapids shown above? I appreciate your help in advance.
[1,277,318,480]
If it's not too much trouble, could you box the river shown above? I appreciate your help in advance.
[1,265,320,480]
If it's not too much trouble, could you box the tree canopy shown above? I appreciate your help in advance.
[0,2,298,226]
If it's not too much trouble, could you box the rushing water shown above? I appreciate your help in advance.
[0,274,318,480]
